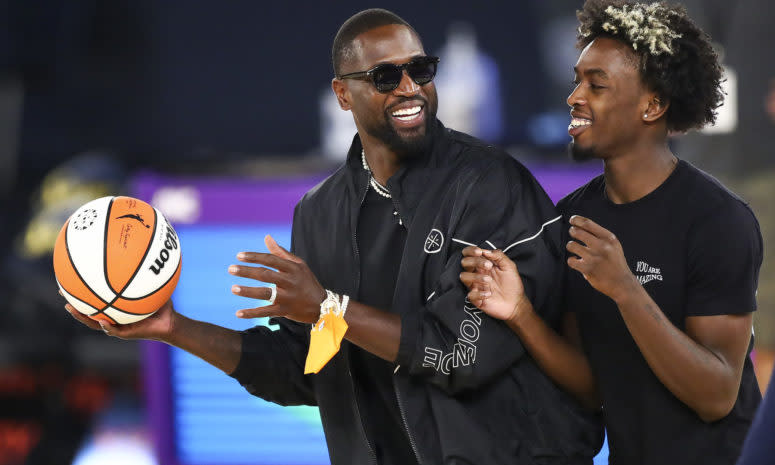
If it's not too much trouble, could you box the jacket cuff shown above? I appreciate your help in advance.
[227,330,249,381]
[397,309,422,367]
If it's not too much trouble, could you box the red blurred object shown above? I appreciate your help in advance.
[0,420,41,465]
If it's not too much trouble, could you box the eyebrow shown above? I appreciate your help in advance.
[573,66,610,79]
[371,53,426,67]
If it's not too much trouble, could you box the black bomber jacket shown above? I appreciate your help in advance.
[231,121,603,465]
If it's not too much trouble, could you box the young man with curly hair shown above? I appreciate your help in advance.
[460,1,762,464]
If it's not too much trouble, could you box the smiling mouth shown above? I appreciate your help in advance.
[568,117,592,136]
[391,105,423,122]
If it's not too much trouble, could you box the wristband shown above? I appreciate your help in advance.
[304,290,350,374]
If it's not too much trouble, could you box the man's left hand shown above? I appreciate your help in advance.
[566,215,639,303]
[228,235,326,323]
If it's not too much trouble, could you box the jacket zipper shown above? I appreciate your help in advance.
[388,187,422,464]
[352,178,368,308]
[393,376,423,464]
[349,363,377,464]
[388,183,406,228]
[354,177,421,464]
[350,180,377,464]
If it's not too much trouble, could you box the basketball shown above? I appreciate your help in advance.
[53,196,182,324]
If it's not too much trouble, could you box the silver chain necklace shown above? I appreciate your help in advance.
[361,149,392,199]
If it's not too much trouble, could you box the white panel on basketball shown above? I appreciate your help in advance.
[122,209,181,298]
[65,196,117,303]
[58,282,100,316]
[103,307,154,325]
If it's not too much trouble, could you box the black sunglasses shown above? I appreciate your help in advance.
[338,56,440,93]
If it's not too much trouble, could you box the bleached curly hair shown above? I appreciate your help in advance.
[576,0,724,132]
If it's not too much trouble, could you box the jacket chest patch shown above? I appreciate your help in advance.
[423,229,444,254]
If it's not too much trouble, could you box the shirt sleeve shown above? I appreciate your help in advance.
[395,157,565,394]
[229,202,317,406]
[686,201,762,316]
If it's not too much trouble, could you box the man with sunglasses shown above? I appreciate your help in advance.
[62,8,601,465]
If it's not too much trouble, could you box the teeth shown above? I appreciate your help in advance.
[392,106,421,117]
[569,117,592,128]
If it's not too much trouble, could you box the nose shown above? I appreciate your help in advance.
[567,83,586,108]
[394,69,420,96]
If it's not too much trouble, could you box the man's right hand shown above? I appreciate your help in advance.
[64,294,243,375]
[459,246,531,323]
[63,298,176,342]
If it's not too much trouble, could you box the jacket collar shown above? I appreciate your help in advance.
[343,120,450,226]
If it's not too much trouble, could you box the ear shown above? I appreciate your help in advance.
[642,95,669,123]
[331,78,351,111]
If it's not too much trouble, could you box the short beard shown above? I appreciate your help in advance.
[567,141,597,162]
[369,113,435,160]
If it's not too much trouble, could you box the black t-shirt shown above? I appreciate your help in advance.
[558,159,762,465]
[351,186,418,465]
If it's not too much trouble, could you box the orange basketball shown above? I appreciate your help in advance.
[53,196,182,324]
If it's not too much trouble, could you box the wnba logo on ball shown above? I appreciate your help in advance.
[149,219,179,275]
[54,196,182,324]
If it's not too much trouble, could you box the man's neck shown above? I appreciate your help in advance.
[603,143,677,204]
[360,138,404,186]
[364,148,403,186]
